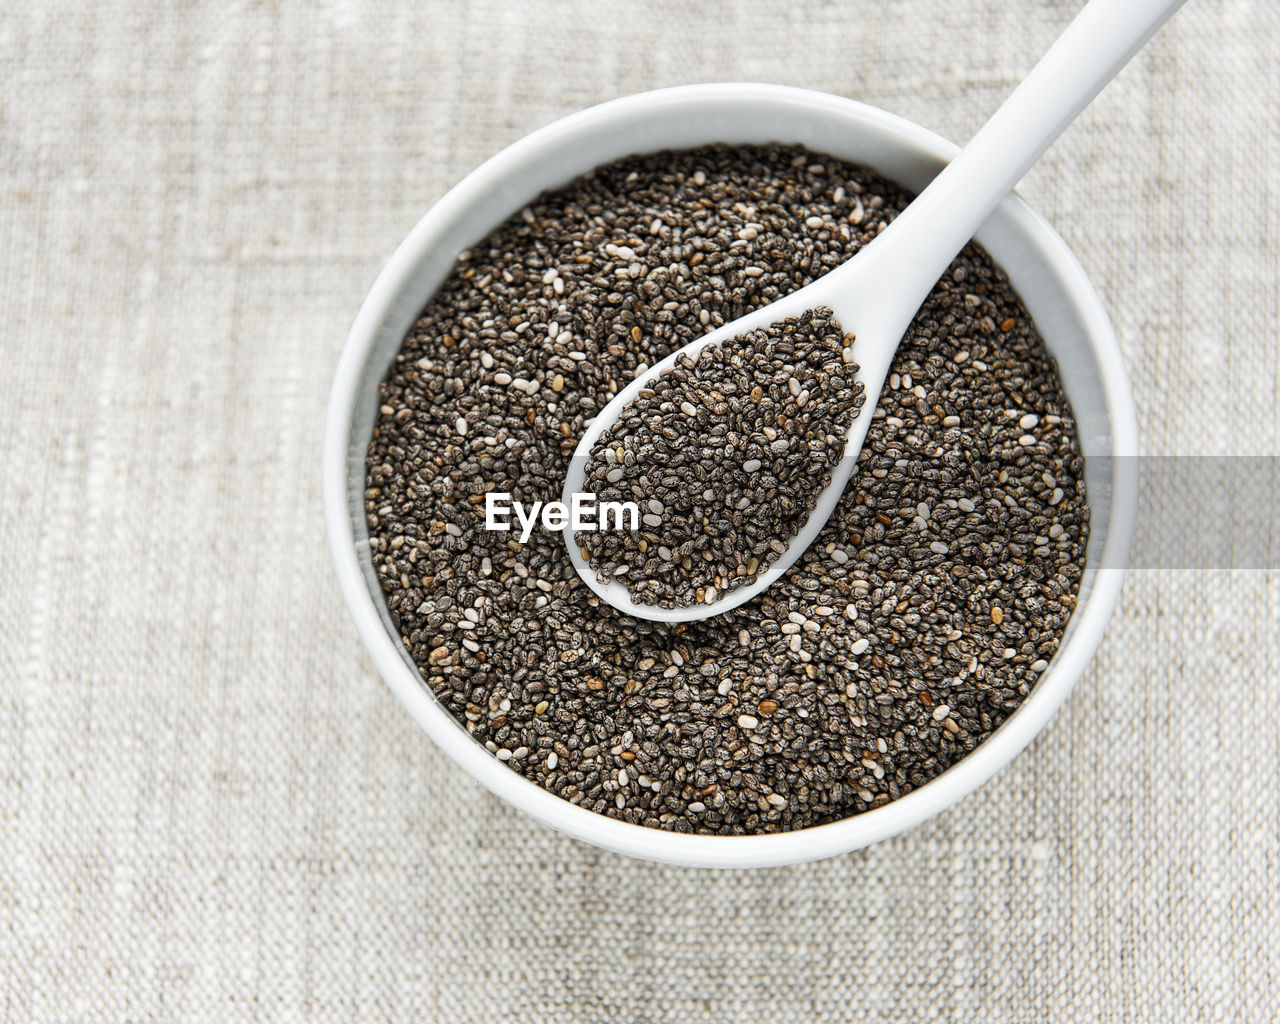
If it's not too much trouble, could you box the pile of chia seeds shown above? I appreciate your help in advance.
[577,307,864,608]
[365,144,1088,836]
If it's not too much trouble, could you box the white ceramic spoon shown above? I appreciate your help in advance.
[563,0,1185,622]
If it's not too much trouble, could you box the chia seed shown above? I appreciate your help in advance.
[364,144,1089,836]
[577,307,864,608]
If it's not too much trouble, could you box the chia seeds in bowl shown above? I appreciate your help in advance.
[363,143,1089,837]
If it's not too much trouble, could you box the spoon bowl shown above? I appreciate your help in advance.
[560,278,875,623]
[325,84,1138,867]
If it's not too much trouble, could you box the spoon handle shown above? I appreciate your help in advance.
[834,0,1187,327]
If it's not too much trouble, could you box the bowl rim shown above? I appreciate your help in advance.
[323,83,1139,869]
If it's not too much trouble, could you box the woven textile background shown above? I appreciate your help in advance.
[3,1,1278,1020]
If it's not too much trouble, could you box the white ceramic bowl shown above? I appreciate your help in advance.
[324,84,1138,868]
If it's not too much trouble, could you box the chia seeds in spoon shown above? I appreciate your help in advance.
[578,308,865,608]
[365,144,1089,836]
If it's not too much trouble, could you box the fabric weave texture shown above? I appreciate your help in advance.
[2,1,1278,1020]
